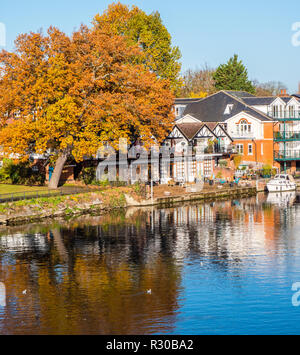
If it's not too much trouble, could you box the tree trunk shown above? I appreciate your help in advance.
[48,153,68,189]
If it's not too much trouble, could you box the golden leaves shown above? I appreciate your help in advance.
[0,14,174,163]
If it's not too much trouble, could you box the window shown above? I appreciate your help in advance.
[236,144,244,154]
[248,144,253,155]
[204,159,212,177]
[176,161,184,179]
[13,110,21,119]
[289,106,295,118]
[261,143,264,156]
[236,120,252,136]
[189,161,196,178]
[224,104,234,115]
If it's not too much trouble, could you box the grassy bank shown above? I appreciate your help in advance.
[0,184,257,226]
[0,186,138,225]
[0,184,49,194]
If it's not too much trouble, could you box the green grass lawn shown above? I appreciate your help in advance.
[0,184,50,195]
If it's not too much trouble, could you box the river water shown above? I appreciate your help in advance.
[1,192,300,335]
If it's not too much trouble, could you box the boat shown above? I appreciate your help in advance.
[267,174,297,192]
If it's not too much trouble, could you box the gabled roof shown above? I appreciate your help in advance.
[174,98,203,105]
[241,97,277,106]
[241,96,300,106]
[183,90,272,123]
[205,122,218,131]
[175,123,205,140]
[283,96,300,104]
[213,123,234,142]
[224,90,256,99]
[281,97,294,104]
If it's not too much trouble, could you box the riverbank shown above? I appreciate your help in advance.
[0,184,258,226]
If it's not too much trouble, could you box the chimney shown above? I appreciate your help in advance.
[280,89,288,97]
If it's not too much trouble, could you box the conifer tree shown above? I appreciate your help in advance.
[213,54,255,93]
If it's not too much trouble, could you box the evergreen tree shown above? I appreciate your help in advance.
[213,54,255,93]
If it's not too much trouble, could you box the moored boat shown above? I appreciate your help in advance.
[267,174,297,193]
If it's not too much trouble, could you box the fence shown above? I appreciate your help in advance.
[0,186,100,204]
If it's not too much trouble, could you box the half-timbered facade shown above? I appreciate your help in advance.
[171,91,300,176]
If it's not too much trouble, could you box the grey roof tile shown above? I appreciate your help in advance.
[183,91,272,123]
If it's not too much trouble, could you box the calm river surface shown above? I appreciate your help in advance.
[1,192,300,335]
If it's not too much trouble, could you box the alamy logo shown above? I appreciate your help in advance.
[0,282,6,307]
[292,22,300,47]
[292,283,300,307]
[0,23,6,47]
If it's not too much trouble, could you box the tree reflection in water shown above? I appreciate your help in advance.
[0,193,298,335]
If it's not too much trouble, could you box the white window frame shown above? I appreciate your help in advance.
[236,120,252,137]
[248,143,253,156]
[236,144,244,154]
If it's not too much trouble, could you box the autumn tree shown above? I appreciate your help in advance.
[0,25,174,188]
[180,65,216,98]
[93,2,182,95]
[213,54,255,94]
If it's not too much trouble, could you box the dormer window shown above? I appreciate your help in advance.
[289,106,295,118]
[174,105,185,119]
[224,104,234,115]
[273,105,283,118]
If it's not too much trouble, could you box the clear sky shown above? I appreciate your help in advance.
[1,0,300,93]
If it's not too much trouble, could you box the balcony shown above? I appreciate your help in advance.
[274,131,300,142]
[197,145,234,155]
[229,132,254,139]
[274,150,300,161]
[268,110,300,120]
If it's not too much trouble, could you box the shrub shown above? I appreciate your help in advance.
[133,181,146,198]
[80,167,96,185]
[219,160,228,168]
[0,159,45,185]
[262,164,272,177]
[233,155,243,169]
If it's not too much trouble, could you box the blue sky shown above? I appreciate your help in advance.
[1,0,300,92]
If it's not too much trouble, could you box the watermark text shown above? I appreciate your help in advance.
[292,22,300,47]
[0,282,6,307]
[0,23,6,47]
[292,282,300,307]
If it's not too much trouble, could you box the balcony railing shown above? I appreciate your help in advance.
[274,131,300,141]
[198,146,235,155]
[230,132,254,139]
[268,110,300,120]
[274,150,300,160]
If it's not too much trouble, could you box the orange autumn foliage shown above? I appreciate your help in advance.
[0,25,174,186]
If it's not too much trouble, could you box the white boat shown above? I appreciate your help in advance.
[267,174,297,192]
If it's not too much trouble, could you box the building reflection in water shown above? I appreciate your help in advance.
[0,192,299,335]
